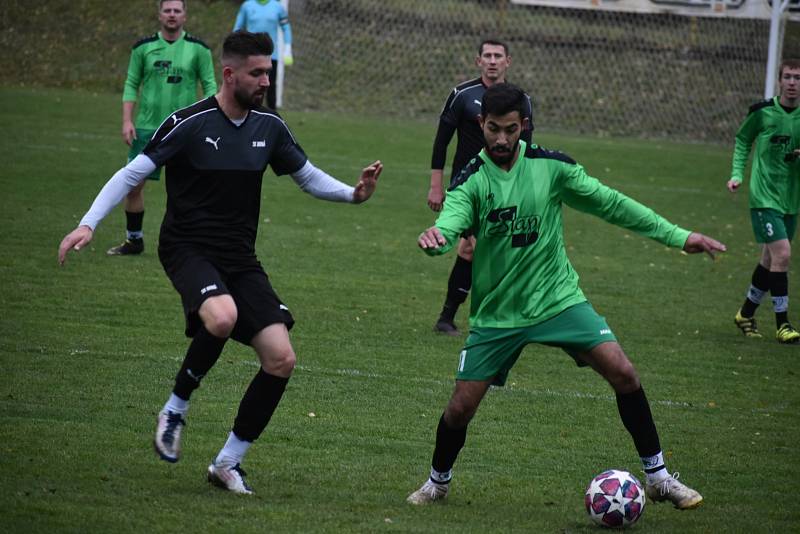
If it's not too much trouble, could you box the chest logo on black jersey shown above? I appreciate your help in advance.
[486,205,540,248]
[252,140,266,148]
[205,136,221,150]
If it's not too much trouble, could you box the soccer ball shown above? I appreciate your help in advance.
[584,469,645,528]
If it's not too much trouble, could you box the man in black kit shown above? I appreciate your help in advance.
[427,39,533,336]
[58,31,382,495]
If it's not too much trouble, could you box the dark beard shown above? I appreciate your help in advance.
[233,86,262,109]
[486,144,515,166]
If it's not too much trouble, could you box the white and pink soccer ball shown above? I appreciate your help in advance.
[585,469,646,528]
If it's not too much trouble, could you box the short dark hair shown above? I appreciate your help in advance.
[222,31,273,63]
[780,58,800,77]
[479,39,509,57]
[481,82,527,118]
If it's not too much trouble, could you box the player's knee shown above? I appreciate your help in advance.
[264,346,296,376]
[609,360,640,393]
[444,399,477,428]
[766,240,791,270]
[204,310,237,338]
[129,182,145,197]
[457,239,474,261]
[770,251,791,271]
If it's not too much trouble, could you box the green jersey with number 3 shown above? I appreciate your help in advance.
[123,31,217,130]
[731,97,800,215]
[426,141,691,329]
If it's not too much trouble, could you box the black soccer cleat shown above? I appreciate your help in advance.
[434,318,461,337]
[107,238,144,256]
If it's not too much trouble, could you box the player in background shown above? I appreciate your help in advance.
[233,0,293,109]
[428,39,533,336]
[408,83,724,509]
[59,31,382,494]
[729,58,800,344]
[109,0,217,256]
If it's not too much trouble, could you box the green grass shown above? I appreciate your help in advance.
[1,86,798,533]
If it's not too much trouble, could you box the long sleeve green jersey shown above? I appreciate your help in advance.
[426,141,691,329]
[123,31,217,130]
[730,97,800,214]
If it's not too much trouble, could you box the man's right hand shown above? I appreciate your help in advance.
[726,179,741,193]
[122,120,137,146]
[58,225,94,266]
[427,185,445,212]
[428,169,445,212]
[418,226,447,250]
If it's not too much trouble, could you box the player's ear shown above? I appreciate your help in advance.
[222,65,235,84]
[521,117,529,131]
[478,115,486,130]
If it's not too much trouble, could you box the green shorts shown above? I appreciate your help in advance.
[456,302,617,386]
[750,208,796,243]
[127,128,160,181]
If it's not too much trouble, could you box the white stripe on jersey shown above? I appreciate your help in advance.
[250,109,300,145]
[443,82,483,114]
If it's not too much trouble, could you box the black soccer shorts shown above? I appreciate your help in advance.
[159,247,294,343]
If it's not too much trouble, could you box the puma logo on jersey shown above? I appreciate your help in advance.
[205,136,220,150]
[473,99,481,105]
[171,114,181,125]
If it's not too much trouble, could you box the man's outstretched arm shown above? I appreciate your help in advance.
[289,160,382,203]
[58,155,156,265]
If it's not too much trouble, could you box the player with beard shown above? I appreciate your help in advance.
[408,83,724,510]
[58,31,382,495]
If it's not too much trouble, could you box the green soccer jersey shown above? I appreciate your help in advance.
[427,142,691,329]
[730,97,800,215]
[123,31,217,130]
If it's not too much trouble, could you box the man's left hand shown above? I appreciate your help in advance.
[683,232,727,259]
[353,160,383,203]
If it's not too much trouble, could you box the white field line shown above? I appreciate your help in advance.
[226,359,697,409]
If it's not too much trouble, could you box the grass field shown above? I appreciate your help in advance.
[1,86,797,533]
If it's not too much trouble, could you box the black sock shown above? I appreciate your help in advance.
[232,370,289,442]
[125,210,144,239]
[431,414,468,477]
[741,264,770,317]
[769,271,789,328]
[440,256,472,321]
[172,326,227,400]
[616,387,661,461]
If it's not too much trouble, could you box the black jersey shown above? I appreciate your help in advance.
[144,96,307,258]
[431,78,533,181]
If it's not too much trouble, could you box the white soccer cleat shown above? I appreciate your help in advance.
[645,472,703,509]
[406,479,449,504]
[207,462,254,495]
[153,410,185,463]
